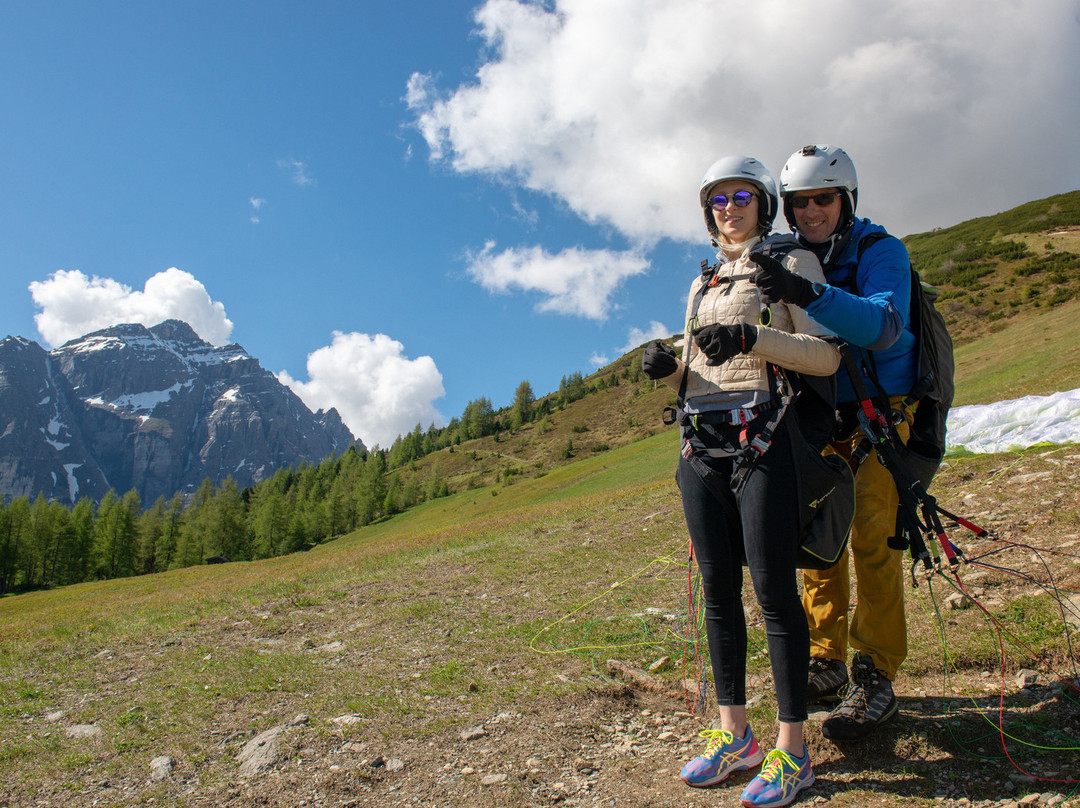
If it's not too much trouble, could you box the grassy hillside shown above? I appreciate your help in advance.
[905,190,1080,345]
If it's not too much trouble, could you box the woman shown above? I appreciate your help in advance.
[641,155,838,808]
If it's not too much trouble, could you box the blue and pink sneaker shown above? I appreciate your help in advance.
[739,746,815,807]
[679,725,764,787]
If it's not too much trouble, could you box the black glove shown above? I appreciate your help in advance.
[641,340,679,380]
[750,251,820,308]
[691,323,757,366]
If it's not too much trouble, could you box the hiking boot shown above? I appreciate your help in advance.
[680,724,764,787]
[807,656,848,704]
[821,652,898,741]
[739,746,815,808]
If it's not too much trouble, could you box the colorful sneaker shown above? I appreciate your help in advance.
[821,651,898,741]
[807,656,848,704]
[739,746,815,807]
[679,725,764,787]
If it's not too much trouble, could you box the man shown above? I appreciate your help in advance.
[750,145,919,741]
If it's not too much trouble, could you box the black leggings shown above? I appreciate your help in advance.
[678,414,809,724]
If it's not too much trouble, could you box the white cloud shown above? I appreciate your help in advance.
[278,158,316,187]
[619,320,673,355]
[408,0,1080,240]
[466,241,650,319]
[278,331,446,449]
[588,352,609,368]
[29,268,234,347]
[249,197,265,210]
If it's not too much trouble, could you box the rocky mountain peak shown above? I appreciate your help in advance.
[0,321,362,505]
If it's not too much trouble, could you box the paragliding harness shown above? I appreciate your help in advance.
[845,231,956,488]
[666,235,855,570]
[837,231,983,583]
[839,346,984,581]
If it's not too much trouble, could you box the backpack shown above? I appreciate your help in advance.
[854,231,955,488]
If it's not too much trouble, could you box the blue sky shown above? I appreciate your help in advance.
[2,1,1078,448]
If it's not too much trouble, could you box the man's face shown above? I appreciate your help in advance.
[790,189,843,244]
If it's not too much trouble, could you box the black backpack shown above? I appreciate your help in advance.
[854,232,955,488]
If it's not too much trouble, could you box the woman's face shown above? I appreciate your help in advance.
[707,180,760,245]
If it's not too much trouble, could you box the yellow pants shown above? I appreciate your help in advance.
[801,399,911,681]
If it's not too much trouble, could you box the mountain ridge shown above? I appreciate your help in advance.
[0,319,359,505]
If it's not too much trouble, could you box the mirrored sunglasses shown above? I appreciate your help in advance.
[709,191,756,210]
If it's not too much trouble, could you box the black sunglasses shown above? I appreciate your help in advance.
[709,190,757,210]
[790,192,841,209]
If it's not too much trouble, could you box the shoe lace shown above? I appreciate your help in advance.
[698,727,734,757]
[851,654,880,688]
[836,681,869,715]
[758,748,798,784]
[834,656,879,716]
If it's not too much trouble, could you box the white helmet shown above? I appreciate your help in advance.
[779,144,858,233]
[699,155,779,241]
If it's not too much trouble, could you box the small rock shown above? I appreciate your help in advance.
[481,773,508,785]
[316,641,344,653]
[1018,795,1041,806]
[648,656,672,672]
[385,758,405,772]
[1011,471,1052,485]
[331,714,363,726]
[237,726,285,776]
[289,713,310,726]
[1046,795,1066,807]
[149,755,175,782]
[461,766,476,775]
[944,591,972,610]
[1015,670,1038,689]
[460,726,487,741]
[367,755,385,768]
[44,711,65,723]
[65,724,102,739]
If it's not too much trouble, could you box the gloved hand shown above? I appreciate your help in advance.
[750,251,820,308]
[641,340,679,380]
[691,323,758,366]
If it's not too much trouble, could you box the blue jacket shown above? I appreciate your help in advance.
[803,218,919,403]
